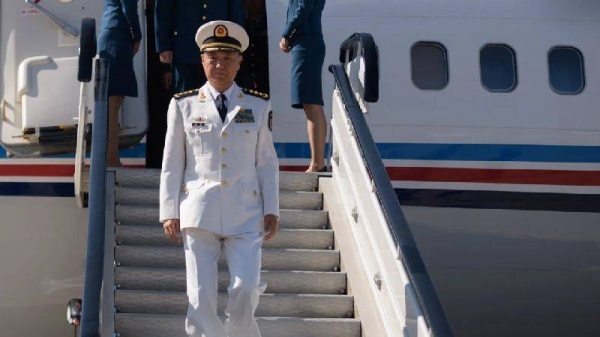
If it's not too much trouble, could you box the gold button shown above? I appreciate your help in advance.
[221,148,227,154]
[221,164,227,170]
[222,132,228,138]
[221,180,228,186]
[203,4,207,8]
[184,187,189,193]
[252,191,258,196]
[202,16,207,20]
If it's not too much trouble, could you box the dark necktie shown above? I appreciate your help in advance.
[216,94,227,122]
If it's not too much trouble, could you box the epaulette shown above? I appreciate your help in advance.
[173,88,200,100]
[241,87,269,100]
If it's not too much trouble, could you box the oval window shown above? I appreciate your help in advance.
[411,42,449,90]
[480,44,518,92]
[548,47,585,94]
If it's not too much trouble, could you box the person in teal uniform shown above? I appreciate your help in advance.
[280,0,327,172]
[155,0,245,93]
[98,0,142,167]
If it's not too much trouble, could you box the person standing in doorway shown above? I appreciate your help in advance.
[160,21,279,337]
[239,0,270,94]
[98,0,142,167]
[280,0,327,172]
[155,0,245,93]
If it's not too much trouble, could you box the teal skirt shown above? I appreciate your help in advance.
[98,28,138,97]
[290,34,325,109]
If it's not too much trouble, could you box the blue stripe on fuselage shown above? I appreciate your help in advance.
[2,142,600,163]
[0,143,147,159]
[0,182,74,197]
[275,143,600,163]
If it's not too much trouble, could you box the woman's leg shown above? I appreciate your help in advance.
[303,104,327,172]
[107,95,124,167]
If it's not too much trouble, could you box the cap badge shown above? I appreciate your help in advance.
[215,25,228,38]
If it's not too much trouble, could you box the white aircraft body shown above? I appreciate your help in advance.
[1,0,599,336]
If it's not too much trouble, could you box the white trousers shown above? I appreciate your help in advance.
[183,228,265,337]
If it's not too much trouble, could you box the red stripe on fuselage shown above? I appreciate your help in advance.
[2,165,598,186]
[389,167,600,186]
[0,164,74,177]
[281,166,600,186]
[0,164,145,177]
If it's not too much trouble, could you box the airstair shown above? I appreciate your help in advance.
[77,28,453,337]
[103,169,360,337]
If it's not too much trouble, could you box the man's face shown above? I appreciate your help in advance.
[201,51,242,88]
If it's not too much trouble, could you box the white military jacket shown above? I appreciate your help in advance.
[159,82,279,235]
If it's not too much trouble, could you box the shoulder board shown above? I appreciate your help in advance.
[241,87,269,100]
[173,89,200,100]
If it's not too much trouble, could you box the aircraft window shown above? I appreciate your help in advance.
[548,47,585,94]
[480,44,517,92]
[411,42,449,90]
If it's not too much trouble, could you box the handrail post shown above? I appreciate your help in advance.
[74,79,88,208]
[79,58,109,337]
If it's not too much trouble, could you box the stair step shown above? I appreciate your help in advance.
[109,169,360,336]
[115,313,361,337]
[115,290,354,318]
[116,246,340,272]
[279,190,323,210]
[115,267,346,294]
[115,205,329,229]
[114,168,161,188]
[114,169,320,192]
[115,187,323,210]
[115,226,333,249]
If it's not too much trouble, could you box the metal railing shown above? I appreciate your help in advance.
[79,58,109,337]
[329,33,454,337]
[24,0,79,38]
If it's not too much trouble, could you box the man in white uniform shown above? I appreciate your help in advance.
[159,20,279,337]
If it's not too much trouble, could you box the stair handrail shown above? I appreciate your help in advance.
[74,18,97,208]
[338,33,379,103]
[329,32,454,337]
[79,57,110,337]
[24,0,79,38]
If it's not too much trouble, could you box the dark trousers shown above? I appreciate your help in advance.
[172,62,207,93]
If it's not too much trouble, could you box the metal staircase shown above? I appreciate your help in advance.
[107,168,361,337]
[80,33,450,337]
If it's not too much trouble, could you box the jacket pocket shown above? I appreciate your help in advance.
[185,123,213,155]
[242,181,261,201]
[235,123,260,156]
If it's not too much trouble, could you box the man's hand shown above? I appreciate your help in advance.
[163,219,182,243]
[279,38,290,53]
[263,214,280,241]
[133,41,141,56]
[160,51,173,64]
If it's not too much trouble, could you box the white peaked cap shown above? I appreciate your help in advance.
[195,20,249,53]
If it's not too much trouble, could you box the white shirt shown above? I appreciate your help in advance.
[206,82,234,106]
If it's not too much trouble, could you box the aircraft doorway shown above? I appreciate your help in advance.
[143,0,271,168]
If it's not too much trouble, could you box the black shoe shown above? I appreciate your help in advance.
[318,166,328,173]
